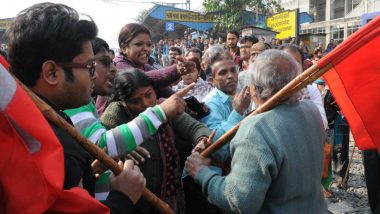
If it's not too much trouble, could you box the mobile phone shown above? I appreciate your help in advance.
[184,96,209,118]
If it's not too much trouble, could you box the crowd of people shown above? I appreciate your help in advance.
[1,2,379,214]
[144,30,335,71]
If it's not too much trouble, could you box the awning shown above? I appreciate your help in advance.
[143,4,214,41]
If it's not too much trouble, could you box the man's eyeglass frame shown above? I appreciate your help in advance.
[57,60,96,77]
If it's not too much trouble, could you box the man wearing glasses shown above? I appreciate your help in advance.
[7,3,180,213]
[237,36,258,73]
[238,41,270,92]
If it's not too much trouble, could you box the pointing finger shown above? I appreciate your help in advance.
[241,86,249,95]
[175,82,195,97]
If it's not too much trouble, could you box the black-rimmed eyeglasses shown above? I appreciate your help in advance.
[57,60,96,77]
[95,55,116,68]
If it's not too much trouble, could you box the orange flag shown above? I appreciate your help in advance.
[0,63,109,213]
[319,15,380,151]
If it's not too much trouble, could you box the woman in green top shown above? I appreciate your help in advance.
[101,68,210,214]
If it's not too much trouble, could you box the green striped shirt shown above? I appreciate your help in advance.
[64,101,166,158]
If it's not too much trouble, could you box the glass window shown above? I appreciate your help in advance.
[331,25,344,43]
[347,21,360,36]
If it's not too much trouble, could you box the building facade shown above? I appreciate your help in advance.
[280,0,380,49]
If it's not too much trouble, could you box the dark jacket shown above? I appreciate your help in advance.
[43,96,134,214]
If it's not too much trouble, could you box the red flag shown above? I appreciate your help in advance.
[319,15,380,151]
[0,63,109,213]
[0,55,9,70]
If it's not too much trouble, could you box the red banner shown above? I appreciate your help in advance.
[319,16,380,151]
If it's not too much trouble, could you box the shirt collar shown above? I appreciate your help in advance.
[215,88,233,104]
[36,93,74,126]
[178,78,207,88]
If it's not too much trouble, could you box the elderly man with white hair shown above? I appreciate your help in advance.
[185,50,327,214]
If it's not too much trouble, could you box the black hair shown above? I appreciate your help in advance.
[227,30,239,39]
[169,46,182,55]
[264,42,273,50]
[148,56,156,66]
[92,37,110,55]
[118,23,150,52]
[278,43,305,62]
[109,68,153,103]
[7,3,98,87]
[0,49,8,60]
[240,35,259,44]
[186,56,202,72]
[185,47,202,58]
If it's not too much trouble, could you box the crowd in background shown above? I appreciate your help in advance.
[143,34,338,69]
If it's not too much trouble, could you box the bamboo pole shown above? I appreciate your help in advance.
[201,63,334,158]
[13,76,174,214]
[342,145,356,187]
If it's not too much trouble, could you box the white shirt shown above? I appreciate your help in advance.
[304,85,328,129]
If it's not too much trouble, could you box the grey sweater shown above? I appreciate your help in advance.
[195,100,327,214]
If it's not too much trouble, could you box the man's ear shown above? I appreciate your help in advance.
[41,60,60,86]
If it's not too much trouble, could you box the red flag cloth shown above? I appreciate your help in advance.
[319,15,380,151]
[0,64,109,213]
[0,55,9,70]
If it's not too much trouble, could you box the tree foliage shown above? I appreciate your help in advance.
[203,0,282,31]
[135,9,150,23]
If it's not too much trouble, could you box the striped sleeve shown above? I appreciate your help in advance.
[66,102,167,158]
[100,106,165,157]
[64,102,107,144]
